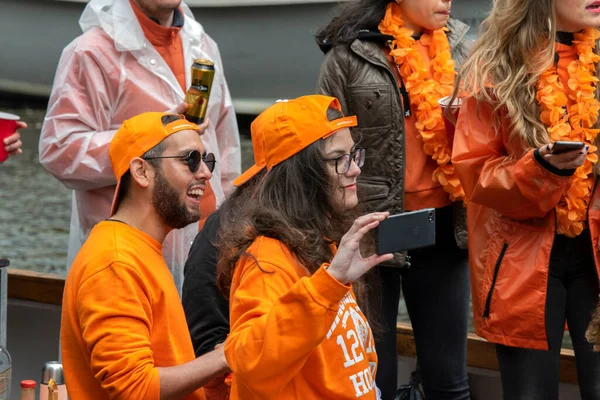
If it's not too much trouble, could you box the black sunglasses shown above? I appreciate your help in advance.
[143,150,216,173]
[322,148,365,174]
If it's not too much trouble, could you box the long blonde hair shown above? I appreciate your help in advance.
[454,0,600,148]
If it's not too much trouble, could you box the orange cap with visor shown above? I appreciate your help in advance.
[233,95,358,187]
[109,112,200,215]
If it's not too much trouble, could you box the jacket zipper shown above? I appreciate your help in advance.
[545,209,558,350]
[393,64,411,117]
[482,242,508,318]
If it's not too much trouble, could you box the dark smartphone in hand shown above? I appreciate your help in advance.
[551,141,585,154]
[376,209,436,255]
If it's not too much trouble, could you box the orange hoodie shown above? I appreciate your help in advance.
[61,220,205,400]
[224,236,378,399]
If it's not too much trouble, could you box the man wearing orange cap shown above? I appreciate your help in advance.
[60,112,229,400]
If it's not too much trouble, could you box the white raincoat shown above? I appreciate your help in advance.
[39,0,241,293]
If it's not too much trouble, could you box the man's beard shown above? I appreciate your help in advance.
[152,168,200,229]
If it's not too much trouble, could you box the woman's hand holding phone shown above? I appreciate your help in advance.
[327,212,393,285]
[539,142,588,170]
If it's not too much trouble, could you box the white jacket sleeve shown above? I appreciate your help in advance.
[39,44,118,192]
[212,53,241,198]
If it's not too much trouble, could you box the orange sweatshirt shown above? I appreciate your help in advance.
[389,40,452,211]
[224,236,378,399]
[131,0,217,228]
[61,220,205,400]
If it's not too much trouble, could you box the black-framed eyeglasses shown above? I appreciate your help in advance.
[143,150,216,173]
[322,148,365,174]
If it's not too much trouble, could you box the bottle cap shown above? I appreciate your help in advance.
[21,380,36,389]
[41,361,64,385]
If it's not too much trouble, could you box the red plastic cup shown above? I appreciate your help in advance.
[438,96,462,149]
[0,112,20,163]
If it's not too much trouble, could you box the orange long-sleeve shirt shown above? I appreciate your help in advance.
[61,220,205,400]
[225,236,378,399]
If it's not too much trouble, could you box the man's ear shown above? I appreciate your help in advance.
[130,157,152,188]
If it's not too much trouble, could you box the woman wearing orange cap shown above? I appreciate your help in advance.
[316,1,472,398]
[217,95,391,399]
[451,0,600,398]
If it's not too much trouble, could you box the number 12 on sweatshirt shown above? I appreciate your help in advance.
[327,292,378,398]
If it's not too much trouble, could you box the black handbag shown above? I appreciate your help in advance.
[396,369,425,400]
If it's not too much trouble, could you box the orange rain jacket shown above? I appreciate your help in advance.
[452,95,600,350]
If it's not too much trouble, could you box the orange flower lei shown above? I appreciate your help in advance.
[378,2,464,202]
[536,28,600,237]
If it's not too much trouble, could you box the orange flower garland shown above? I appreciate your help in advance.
[536,28,600,237]
[378,2,465,202]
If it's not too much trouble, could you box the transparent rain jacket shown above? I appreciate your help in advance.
[39,0,241,293]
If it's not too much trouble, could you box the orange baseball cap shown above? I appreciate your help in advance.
[233,95,357,186]
[109,112,200,215]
